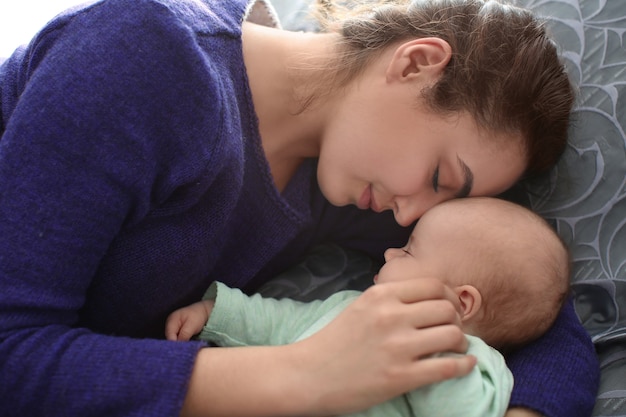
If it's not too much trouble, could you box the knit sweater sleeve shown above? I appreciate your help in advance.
[506,298,600,417]
[0,1,239,416]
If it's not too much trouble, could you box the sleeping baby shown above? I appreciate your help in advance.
[166,196,570,417]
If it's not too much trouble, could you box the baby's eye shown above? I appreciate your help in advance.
[402,249,411,255]
[432,166,440,193]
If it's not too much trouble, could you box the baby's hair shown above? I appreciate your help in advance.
[304,0,574,178]
[476,238,570,352]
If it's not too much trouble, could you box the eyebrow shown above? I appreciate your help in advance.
[455,156,474,198]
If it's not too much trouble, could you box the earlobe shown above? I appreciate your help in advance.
[455,285,483,322]
[386,37,452,82]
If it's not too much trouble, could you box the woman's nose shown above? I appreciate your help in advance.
[393,195,433,226]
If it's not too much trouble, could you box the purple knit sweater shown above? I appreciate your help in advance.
[0,0,598,416]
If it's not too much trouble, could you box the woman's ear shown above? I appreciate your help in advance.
[455,285,483,323]
[386,37,452,82]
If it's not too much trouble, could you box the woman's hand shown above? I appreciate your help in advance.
[165,300,214,341]
[295,277,475,414]
[505,408,543,417]
[180,278,474,416]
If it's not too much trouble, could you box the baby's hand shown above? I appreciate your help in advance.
[165,300,214,341]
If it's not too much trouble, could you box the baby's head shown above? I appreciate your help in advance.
[375,197,570,351]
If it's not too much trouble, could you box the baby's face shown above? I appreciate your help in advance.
[375,209,461,286]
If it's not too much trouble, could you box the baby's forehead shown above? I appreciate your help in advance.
[413,201,496,235]
[415,199,554,262]
[420,198,539,230]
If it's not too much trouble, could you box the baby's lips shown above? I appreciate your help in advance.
[373,274,379,284]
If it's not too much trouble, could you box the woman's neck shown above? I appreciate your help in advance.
[242,22,336,191]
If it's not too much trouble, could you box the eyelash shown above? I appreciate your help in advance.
[432,166,440,192]
[402,249,411,255]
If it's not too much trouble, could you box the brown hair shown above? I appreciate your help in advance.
[306,0,575,178]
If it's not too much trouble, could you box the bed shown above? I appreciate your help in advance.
[259,0,626,415]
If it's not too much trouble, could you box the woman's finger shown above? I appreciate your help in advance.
[407,324,470,357]
[364,277,463,314]
[356,281,464,330]
[361,322,469,362]
[404,298,463,329]
[400,353,477,387]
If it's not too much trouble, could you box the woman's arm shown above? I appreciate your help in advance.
[506,410,542,417]
[0,2,281,416]
[506,299,599,417]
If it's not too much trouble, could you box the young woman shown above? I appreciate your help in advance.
[0,0,597,416]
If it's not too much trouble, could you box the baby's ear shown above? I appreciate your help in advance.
[454,285,483,322]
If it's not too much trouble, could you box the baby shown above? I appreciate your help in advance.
[166,197,570,417]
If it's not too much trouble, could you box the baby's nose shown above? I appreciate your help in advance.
[384,247,401,262]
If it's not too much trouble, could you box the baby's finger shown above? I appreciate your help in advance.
[164,316,181,341]
[176,323,197,341]
[165,322,178,340]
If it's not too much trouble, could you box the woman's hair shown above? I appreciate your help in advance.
[306,0,575,178]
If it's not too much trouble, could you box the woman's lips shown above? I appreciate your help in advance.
[370,190,382,212]
[357,185,383,212]
[357,185,372,210]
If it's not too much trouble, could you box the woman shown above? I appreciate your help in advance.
[0,0,597,416]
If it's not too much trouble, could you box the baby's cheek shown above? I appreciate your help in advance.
[375,265,409,284]
[374,265,396,284]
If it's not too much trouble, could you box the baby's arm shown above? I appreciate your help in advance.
[189,281,358,346]
[165,299,214,341]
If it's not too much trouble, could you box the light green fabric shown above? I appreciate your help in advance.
[200,281,513,417]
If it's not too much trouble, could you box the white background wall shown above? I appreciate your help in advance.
[0,0,88,57]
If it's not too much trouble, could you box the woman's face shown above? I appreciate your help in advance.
[316,75,526,227]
